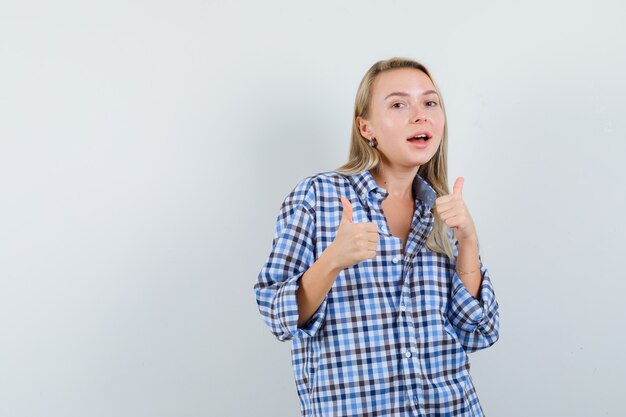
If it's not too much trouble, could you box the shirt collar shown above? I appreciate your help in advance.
[346,169,438,209]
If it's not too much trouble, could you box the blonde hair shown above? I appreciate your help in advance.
[335,56,455,261]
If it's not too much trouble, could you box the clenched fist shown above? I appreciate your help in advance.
[434,177,478,243]
[327,197,380,270]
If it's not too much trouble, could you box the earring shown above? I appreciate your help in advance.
[368,137,378,148]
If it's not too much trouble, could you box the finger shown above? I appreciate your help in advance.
[445,215,466,228]
[435,200,455,214]
[440,208,463,222]
[364,222,379,233]
[340,197,353,224]
[435,195,453,206]
[367,238,379,249]
[366,233,379,243]
[453,177,464,197]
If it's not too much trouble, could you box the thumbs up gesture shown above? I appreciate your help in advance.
[327,197,380,270]
[434,177,478,242]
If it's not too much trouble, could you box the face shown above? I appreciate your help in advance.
[357,68,445,169]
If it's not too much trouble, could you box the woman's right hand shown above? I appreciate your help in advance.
[326,197,379,270]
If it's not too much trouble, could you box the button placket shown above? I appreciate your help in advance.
[368,194,391,237]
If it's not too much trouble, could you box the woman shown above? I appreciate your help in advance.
[253,57,500,417]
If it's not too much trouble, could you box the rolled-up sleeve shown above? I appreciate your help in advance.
[253,177,328,342]
[445,232,500,353]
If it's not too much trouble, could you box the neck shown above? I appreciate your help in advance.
[371,164,419,200]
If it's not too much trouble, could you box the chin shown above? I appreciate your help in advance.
[412,154,437,165]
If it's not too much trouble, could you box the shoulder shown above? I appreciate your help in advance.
[286,171,351,199]
[303,170,350,185]
[282,171,351,215]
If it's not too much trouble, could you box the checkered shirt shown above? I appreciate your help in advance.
[253,169,500,416]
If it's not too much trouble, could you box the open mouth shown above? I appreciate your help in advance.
[406,133,432,143]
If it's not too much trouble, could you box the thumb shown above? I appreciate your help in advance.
[453,177,464,197]
[340,197,353,224]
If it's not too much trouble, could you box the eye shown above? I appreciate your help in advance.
[391,102,406,108]
[426,100,439,107]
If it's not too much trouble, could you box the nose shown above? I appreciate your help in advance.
[411,106,427,123]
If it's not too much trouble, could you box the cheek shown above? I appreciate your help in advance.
[431,111,444,124]
[380,116,403,130]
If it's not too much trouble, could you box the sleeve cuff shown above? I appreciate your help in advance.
[448,265,495,332]
[275,271,328,339]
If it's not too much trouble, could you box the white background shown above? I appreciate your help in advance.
[1,1,625,416]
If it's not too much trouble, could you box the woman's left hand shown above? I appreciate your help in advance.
[434,177,478,243]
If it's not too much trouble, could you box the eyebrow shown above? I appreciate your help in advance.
[384,90,439,100]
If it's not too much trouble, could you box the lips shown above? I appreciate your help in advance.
[406,131,432,141]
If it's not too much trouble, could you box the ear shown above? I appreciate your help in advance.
[356,116,372,139]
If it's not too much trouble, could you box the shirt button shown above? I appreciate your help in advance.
[400,304,406,312]
[413,395,418,403]
[405,350,412,358]
[392,257,399,264]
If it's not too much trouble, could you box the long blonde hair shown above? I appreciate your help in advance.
[335,57,454,261]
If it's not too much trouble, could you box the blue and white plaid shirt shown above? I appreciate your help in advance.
[253,169,500,417]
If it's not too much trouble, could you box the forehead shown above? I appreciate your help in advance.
[371,68,436,100]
